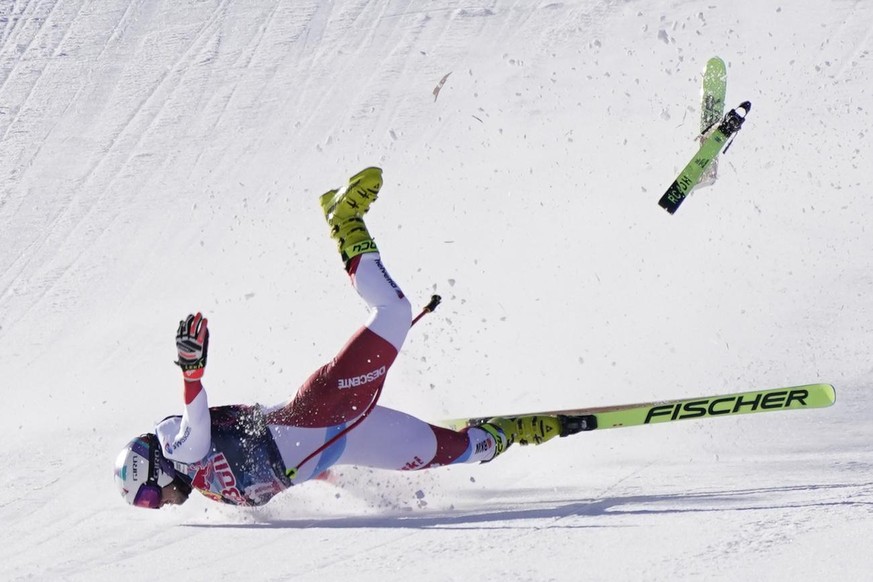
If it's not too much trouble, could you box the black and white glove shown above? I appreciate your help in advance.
[175,313,209,381]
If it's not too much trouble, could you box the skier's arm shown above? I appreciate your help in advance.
[156,313,213,463]
[157,378,212,462]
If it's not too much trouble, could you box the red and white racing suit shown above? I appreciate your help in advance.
[155,253,498,505]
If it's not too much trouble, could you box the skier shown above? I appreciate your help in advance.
[114,168,564,509]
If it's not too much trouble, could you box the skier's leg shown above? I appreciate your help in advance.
[330,406,501,469]
[266,404,475,483]
[320,166,411,352]
[347,252,411,352]
[266,406,564,481]
[265,168,411,428]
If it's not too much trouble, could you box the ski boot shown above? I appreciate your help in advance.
[320,167,383,264]
[477,415,564,461]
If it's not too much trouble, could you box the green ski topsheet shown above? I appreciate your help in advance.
[440,383,835,432]
[658,99,749,214]
[588,383,833,429]
[658,124,732,213]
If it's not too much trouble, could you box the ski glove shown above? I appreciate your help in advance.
[175,313,209,381]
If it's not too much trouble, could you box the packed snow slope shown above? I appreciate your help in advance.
[1,0,871,579]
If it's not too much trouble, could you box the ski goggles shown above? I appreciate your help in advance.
[133,483,162,509]
[133,438,165,509]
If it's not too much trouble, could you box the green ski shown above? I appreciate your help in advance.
[698,57,727,188]
[658,100,751,214]
[441,383,835,436]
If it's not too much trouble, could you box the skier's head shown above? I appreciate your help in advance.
[114,433,192,509]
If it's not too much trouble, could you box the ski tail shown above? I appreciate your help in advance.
[441,383,835,433]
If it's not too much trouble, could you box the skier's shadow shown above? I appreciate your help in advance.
[183,481,872,530]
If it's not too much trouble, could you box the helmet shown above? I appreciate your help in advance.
[114,433,181,509]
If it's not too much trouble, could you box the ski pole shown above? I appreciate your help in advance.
[411,294,442,327]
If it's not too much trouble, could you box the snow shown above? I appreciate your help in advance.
[1,0,872,579]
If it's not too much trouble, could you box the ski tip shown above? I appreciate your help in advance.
[798,383,836,407]
[822,383,836,404]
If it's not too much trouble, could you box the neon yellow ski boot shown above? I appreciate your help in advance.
[477,415,564,460]
[320,167,383,263]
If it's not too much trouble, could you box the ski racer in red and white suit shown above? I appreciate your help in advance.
[114,169,504,509]
[153,255,497,507]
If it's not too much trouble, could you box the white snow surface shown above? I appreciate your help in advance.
[1,0,872,579]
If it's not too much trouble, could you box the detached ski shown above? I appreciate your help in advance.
[658,100,751,214]
[698,57,727,188]
[441,383,835,436]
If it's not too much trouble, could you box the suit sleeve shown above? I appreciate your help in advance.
[155,380,212,464]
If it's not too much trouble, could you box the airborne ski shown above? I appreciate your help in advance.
[697,57,727,188]
[658,100,751,214]
[441,383,835,436]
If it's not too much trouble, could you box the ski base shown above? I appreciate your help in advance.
[698,57,727,188]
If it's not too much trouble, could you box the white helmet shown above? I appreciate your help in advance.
[114,433,181,509]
